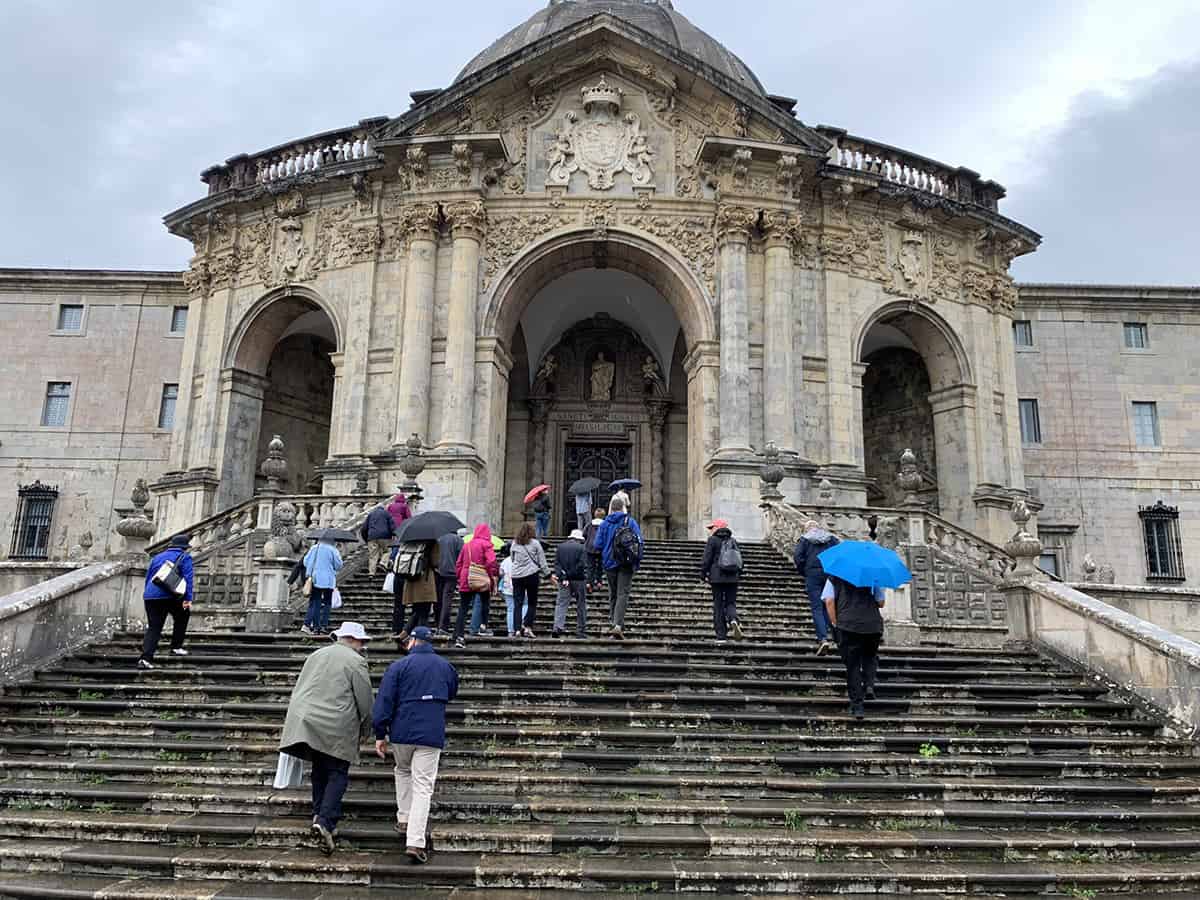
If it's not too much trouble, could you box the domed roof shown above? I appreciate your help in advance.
[454,0,766,96]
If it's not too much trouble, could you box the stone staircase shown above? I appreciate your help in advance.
[1,538,1199,897]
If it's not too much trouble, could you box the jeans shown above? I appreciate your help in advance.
[305,588,333,631]
[391,577,407,636]
[535,512,550,538]
[553,581,587,637]
[502,593,526,634]
[434,574,456,631]
[310,748,351,831]
[838,629,882,707]
[710,582,739,639]
[512,574,541,632]
[807,577,832,641]
[455,591,489,640]
[392,743,441,849]
[140,597,190,661]
[605,566,634,628]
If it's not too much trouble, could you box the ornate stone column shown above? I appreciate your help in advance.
[644,399,671,538]
[761,211,799,453]
[393,203,440,446]
[438,200,486,451]
[528,399,550,484]
[715,204,757,455]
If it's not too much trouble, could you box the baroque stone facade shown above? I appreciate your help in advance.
[1,1,1189,585]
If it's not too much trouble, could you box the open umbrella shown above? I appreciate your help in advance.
[305,527,360,542]
[523,484,550,504]
[609,478,642,492]
[818,540,912,590]
[568,476,602,495]
[393,510,466,544]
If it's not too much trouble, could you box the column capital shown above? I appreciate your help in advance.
[761,209,801,250]
[400,202,441,242]
[645,399,672,429]
[715,204,758,245]
[445,199,487,242]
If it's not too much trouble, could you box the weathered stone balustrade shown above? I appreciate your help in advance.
[201,119,387,195]
[818,126,1004,211]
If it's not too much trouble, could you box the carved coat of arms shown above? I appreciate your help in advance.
[547,76,655,191]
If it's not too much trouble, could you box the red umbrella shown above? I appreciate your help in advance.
[524,484,550,504]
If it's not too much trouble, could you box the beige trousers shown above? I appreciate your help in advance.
[392,743,441,848]
[368,539,391,574]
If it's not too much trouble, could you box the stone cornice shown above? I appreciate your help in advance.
[1017,284,1200,307]
[0,268,187,295]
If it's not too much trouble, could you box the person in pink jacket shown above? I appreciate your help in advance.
[387,494,412,531]
[453,524,498,648]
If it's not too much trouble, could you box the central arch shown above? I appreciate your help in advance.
[482,228,717,539]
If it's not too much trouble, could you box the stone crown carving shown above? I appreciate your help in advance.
[547,75,655,191]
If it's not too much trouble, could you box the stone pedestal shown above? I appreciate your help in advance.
[420,451,487,524]
[882,584,921,646]
[247,557,298,633]
[705,454,764,540]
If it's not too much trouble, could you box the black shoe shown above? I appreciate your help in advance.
[865,687,876,701]
[850,704,865,720]
[552,629,564,639]
[312,821,335,855]
[405,845,429,864]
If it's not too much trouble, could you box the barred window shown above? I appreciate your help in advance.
[158,384,179,429]
[1018,399,1042,444]
[170,306,188,334]
[41,382,71,427]
[1131,401,1160,447]
[1123,322,1148,349]
[1140,501,1185,581]
[9,481,58,560]
[1012,320,1034,348]
[57,304,83,331]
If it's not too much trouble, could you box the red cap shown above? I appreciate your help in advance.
[707,519,729,530]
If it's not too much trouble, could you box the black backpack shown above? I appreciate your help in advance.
[717,536,743,574]
[611,516,641,567]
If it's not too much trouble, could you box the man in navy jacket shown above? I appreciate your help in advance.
[372,626,459,864]
[138,533,194,669]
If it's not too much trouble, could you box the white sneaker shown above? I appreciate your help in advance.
[729,620,744,641]
[300,625,313,635]
[137,658,154,670]
[170,648,189,656]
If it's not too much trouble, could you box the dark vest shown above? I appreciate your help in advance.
[833,578,884,635]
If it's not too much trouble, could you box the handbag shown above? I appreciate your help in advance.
[302,576,314,597]
[468,561,492,592]
[382,572,395,594]
[331,588,343,610]
[151,550,188,596]
[273,752,304,790]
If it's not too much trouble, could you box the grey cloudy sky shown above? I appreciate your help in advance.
[1,0,1196,284]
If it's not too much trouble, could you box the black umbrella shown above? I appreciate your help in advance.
[610,478,642,492]
[393,510,467,544]
[305,527,360,542]
[568,476,603,495]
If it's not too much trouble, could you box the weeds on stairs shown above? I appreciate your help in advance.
[917,742,941,758]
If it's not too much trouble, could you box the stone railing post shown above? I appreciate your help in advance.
[1001,497,1044,645]
[758,441,786,502]
[398,433,427,507]
[897,448,923,508]
[260,435,288,494]
[249,499,302,633]
[113,479,155,561]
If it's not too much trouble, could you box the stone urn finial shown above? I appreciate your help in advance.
[115,479,156,559]
[398,433,426,503]
[1004,496,1042,579]
[758,441,786,502]
[897,448,923,508]
[260,435,288,493]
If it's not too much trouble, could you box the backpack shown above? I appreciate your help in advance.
[392,542,427,579]
[611,516,641,567]
[717,536,742,574]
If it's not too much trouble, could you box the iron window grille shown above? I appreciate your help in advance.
[1140,500,1185,581]
[10,481,59,560]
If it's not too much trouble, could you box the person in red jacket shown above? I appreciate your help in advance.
[453,523,498,648]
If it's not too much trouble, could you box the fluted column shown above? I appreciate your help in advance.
[762,211,799,453]
[647,400,671,514]
[715,204,757,455]
[438,200,486,451]
[393,203,440,447]
[528,399,550,483]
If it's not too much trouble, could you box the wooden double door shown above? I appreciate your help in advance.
[560,443,631,534]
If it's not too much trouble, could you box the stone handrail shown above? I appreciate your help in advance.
[201,118,387,195]
[817,126,1003,211]
[1014,580,1200,736]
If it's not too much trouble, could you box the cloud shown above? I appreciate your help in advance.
[1007,62,1200,284]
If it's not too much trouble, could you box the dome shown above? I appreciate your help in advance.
[454,0,766,96]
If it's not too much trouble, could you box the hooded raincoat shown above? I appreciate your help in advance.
[386,495,412,530]
[794,527,839,603]
[455,523,500,592]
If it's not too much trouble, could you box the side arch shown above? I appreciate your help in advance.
[224,285,343,375]
[853,300,974,390]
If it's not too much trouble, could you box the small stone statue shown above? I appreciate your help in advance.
[590,352,615,401]
[641,355,665,395]
[534,354,558,390]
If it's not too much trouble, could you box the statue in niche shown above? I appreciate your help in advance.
[533,353,558,392]
[641,355,665,396]
[590,352,615,401]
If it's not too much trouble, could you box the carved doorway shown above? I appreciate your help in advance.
[562,443,630,533]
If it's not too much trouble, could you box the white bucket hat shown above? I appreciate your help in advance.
[569,529,585,541]
[330,621,372,642]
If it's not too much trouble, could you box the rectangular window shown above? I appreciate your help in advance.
[1132,401,1160,447]
[1123,322,1148,349]
[57,304,83,332]
[1038,552,1060,578]
[9,481,58,560]
[1012,320,1034,348]
[1140,501,1185,581]
[1018,399,1042,444]
[41,382,71,427]
[158,383,179,430]
[170,305,188,334]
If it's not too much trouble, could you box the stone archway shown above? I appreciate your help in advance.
[482,228,715,538]
[216,289,340,508]
[856,303,975,524]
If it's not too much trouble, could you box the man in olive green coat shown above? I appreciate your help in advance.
[280,621,374,854]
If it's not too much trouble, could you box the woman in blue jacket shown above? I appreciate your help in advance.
[138,533,195,669]
[302,534,343,635]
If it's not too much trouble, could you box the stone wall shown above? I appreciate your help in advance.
[1015,285,1200,587]
[0,269,187,559]
[1069,583,1200,643]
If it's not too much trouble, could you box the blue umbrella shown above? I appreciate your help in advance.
[818,540,912,590]
[610,478,642,492]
